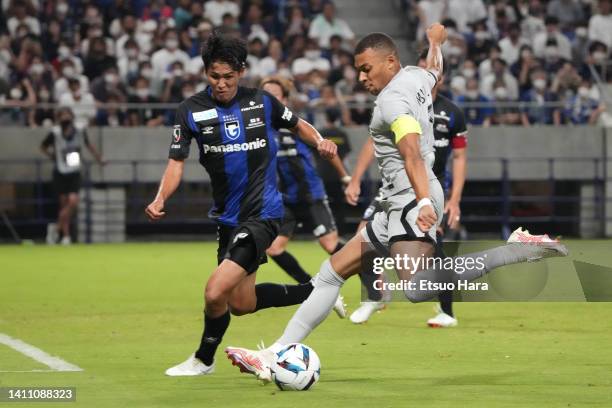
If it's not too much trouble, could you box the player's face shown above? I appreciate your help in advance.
[262,82,287,104]
[355,48,397,95]
[206,62,244,103]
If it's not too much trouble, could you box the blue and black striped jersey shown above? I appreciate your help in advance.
[169,86,298,226]
[276,129,326,204]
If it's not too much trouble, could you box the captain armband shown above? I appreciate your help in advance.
[390,115,422,144]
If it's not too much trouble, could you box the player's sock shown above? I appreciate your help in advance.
[405,243,564,303]
[271,251,312,284]
[438,290,454,316]
[331,241,344,254]
[275,259,344,346]
[254,282,313,311]
[194,310,230,366]
[358,249,383,301]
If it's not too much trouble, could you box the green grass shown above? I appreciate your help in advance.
[1,240,611,408]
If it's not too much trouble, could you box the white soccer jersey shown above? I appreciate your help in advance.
[369,66,438,197]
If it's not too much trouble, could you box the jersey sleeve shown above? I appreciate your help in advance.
[264,91,299,130]
[418,67,438,90]
[168,103,195,160]
[379,91,422,144]
[450,107,468,149]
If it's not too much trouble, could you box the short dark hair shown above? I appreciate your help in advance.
[354,32,397,56]
[201,31,247,71]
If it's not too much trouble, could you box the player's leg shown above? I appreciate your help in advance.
[313,199,344,254]
[59,192,79,244]
[428,231,458,327]
[266,205,313,284]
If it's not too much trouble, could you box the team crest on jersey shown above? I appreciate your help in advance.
[225,120,241,140]
[173,125,181,142]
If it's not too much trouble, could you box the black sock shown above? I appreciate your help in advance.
[271,251,312,284]
[194,310,231,366]
[438,290,454,317]
[331,241,344,254]
[254,282,314,311]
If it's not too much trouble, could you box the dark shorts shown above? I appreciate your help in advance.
[53,170,81,195]
[361,189,384,222]
[217,219,280,274]
[279,199,337,238]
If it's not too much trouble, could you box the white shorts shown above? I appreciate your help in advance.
[361,178,444,254]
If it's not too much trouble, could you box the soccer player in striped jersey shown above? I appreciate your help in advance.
[145,32,338,376]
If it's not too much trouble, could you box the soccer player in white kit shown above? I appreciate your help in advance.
[225,24,567,382]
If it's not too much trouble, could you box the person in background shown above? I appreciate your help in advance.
[564,78,606,125]
[520,68,561,125]
[40,107,104,245]
[457,78,494,126]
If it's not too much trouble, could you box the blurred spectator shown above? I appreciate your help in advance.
[499,22,527,65]
[334,65,357,102]
[118,39,146,84]
[468,21,496,65]
[572,23,590,65]
[481,58,519,100]
[41,19,62,62]
[588,0,612,49]
[551,61,582,96]
[520,0,546,42]
[241,3,273,44]
[547,0,585,30]
[322,34,345,69]
[126,76,164,127]
[291,38,330,78]
[2,78,36,125]
[449,0,487,33]
[32,85,55,127]
[564,78,606,124]
[0,35,12,81]
[95,92,126,127]
[151,29,190,95]
[7,1,41,37]
[174,0,194,29]
[520,69,561,125]
[115,15,139,60]
[533,16,572,61]
[54,59,90,101]
[58,79,96,129]
[491,80,522,125]
[347,84,372,126]
[205,0,240,27]
[308,1,354,48]
[257,38,284,79]
[91,66,128,103]
[246,37,267,80]
[83,37,117,81]
[456,78,494,126]
[285,6,310,37]
[581,41,611,81]
[416,0,448,40]
[478,45,502,79]
[161,61,188,103]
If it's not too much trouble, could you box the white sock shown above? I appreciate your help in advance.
[274,259,344,346]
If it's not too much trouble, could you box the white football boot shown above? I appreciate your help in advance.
[349,300,385,324]
[225,346,275,383]
[427,305,458,328]
[333,295,347,318]
[165,354,215,376]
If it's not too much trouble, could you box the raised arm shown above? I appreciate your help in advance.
[425,23,447,82]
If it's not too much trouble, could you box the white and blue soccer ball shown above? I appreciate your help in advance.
[270,343,321,391]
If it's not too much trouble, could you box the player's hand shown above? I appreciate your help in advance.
[145,199,166,221]
[426,23,447,45]
[344,179,360,206]
[444,200,461,229]
[417,205,437,233]
[317,139,337,160]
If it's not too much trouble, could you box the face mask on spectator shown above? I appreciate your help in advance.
[521,49,532,60]
[533,78,547,90]
[343,67,356,81]
[182,89,194,99]
[173,68,184,77]
[136,88,149,98]
[575,27,588,38]
[39,90,50,101]
[141,68,153,78]
[62,66,76,78]
[578,87,590,99]
[30,63,44,75]
[58,46,71,58]
[305,50,320,60]
[474,31,490,41]
[104,73,118,84]
[494,87,508,100]
[126,48,138,58]
[92,29,103,37]
[462,68,475,78]
[592,51,607,64]
[545,46,559,59]
[56,2,68,14]
[448,45,462,57]
[354,93,367,103]
[466,89,479,99]
[166,39,179,50]
[10,88,22,100]
[72,89,81,98]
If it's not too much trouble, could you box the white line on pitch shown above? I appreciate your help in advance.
[0,333,83,372]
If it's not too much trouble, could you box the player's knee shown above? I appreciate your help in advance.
[266,243,285,257]
[204,286,230,309]
[403,286,429,303]
[318,234,337,254]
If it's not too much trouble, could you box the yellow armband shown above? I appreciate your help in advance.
[390,115,422,144]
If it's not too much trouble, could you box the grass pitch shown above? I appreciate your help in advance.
[1,240,611,408]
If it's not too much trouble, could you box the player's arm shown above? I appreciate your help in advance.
[425,23,447,84]
[83,131,105,165]
[393,117,436,233]
[145,158,184,221]
[40,133,54,160]
[446,147,466,229]
[345,137,375,206]
[291,118,337,160]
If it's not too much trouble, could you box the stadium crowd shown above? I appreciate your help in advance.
[0,0,609,129]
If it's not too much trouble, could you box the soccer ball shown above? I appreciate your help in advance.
[270,343,321,391]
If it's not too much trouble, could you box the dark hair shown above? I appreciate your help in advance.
[260,76,293,98]
[354,32,397,56]
[418,48,448,75]
[544,15,559,26]
[201,31,247,71]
